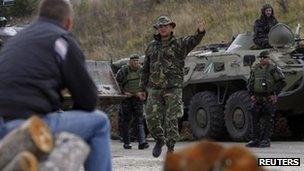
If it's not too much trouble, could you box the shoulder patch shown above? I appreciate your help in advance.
[54,37,68,61]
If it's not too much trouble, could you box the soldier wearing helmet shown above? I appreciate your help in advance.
[139,15,206,157]
[253,4,278,48]
[246,50,286,148]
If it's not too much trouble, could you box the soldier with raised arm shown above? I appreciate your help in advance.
[139,15,206,157]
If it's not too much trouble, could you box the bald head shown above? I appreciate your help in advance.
[39,0,73,30]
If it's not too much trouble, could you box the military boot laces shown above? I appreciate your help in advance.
[152,139,164,158]
[138,142,149,150]
[259,140,270,148]
[245,140,260,147]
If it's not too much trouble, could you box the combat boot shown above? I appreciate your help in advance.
[138,142,149,150]
[123,143,132,149]
[245,140,259,147]
[122,122,132,149]
[152,139,164,158]
[138,122,149,150]
[259,140,270,148]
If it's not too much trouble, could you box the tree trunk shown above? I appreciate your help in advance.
[2,151,38,171]
[0,116,53,170]
[39,132,90,171]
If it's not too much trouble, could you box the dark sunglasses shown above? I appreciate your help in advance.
[260,56,269,59]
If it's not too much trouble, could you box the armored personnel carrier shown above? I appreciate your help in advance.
[112,23,304,141]
[184,23,304,141]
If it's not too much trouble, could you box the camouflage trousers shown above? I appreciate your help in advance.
[146,88,183,148]
[251,97,276,141]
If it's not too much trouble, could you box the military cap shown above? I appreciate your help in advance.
[153,15,176,29]
[129,54,140,60]
[258,50,270,58]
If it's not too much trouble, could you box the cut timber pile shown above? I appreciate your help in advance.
[0,116,90,171]
[39,132,90,171]
[0,116,53,170]
[3,151,38,171]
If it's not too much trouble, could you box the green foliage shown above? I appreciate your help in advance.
[70,0,304,59]
[7,0,304,60]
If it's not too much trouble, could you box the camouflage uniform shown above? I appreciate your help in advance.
[141,17,205,150]
[247,51,286,147]
[253,4,278,48]
[116,56,148,149]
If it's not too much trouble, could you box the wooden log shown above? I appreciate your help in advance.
[39,132,90,171]
[0,116,53,170]
[3,151,38,171]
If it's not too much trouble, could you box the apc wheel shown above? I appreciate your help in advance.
[224,90,252,141]
[188,91,226,140]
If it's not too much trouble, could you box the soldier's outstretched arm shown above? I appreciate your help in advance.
[180,19,206,55]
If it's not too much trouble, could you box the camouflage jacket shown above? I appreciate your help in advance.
[248,63,286,95]
[253,16,278,48]
[116,65,143,94]
[140,30,205,90]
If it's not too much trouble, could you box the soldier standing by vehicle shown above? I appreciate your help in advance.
[246,51,286,148]
[139,15,206,157]
[253,4,278,49]
[116,54,149,150]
